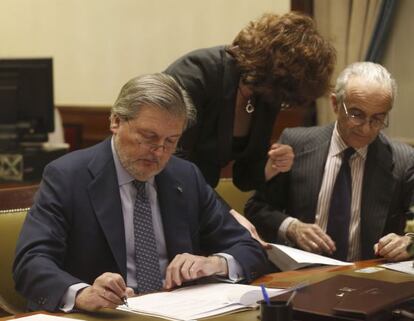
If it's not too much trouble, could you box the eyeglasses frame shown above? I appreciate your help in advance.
[341,101,389,129]
[126,120,179,154]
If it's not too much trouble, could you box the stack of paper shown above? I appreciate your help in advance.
[381,260,414,275]
[118,283,284,321]
[267,243,354,271]
[11,314,85,321]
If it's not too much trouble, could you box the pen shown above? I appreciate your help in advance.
[273,281,308,303]
[286,290,297,306]
[285,281,309,294]
[122,296,129,308]
[393,309,414,319]
[260,284,271,306]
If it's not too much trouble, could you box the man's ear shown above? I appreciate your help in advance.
[109,114,121,133]
[331,93,340,114]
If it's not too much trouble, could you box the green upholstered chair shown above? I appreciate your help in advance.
[0,208,28,314]
[0,184,38,315]
[214,178,253,214]
[405,220,414,233]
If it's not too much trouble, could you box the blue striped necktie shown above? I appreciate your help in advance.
[327,147,355,261]
[132,180,163,293]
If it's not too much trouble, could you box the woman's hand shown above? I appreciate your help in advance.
[230,209,270,248]
[265,143,294,181]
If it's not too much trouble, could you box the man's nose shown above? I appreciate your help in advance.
[359,120,372,134]
[150,144,166,156]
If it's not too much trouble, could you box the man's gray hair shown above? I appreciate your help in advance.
[335,61,397,107]
[111,73,196,128]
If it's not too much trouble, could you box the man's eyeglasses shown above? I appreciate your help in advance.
[127,121,179,154]
[342,101,389,129]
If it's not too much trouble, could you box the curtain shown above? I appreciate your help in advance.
[365,0,398,62]
[314,0,381,124]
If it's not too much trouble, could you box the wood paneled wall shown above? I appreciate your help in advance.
[58,105,314,151]
[58,106,111,151]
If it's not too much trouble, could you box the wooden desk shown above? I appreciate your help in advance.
[253,258,405,288]
[2,260,414,321]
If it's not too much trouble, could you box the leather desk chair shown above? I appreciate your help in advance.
[0,185,38,211]
[0,184,38,315]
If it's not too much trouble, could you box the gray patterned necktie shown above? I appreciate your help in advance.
[132,180,163,293]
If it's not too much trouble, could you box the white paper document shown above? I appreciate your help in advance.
[13,314,85,321]
[381,260,414,275]
[118,283,284,321]
[267,243,354,271]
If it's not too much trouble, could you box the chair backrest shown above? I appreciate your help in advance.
[405,220,414,233]
[0,209,28,314]
[0,184,38,211]
[215,178,253,214]
[0,184,38,314]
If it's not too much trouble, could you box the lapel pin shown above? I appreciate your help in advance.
[176,186,183,193]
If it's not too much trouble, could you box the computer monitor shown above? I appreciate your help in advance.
[0,58,54,151]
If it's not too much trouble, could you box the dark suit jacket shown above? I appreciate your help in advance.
[245,125,414,259]
[165,46,280,190]
[13,138,271,311]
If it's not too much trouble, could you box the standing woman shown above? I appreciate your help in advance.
[165,12,336,243]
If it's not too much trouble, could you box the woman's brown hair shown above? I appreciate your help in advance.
[228,12,336,105]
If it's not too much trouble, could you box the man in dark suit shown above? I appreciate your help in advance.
[245,62,414,262]
[13,73,270,312]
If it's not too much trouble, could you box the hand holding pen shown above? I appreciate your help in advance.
[74,272,134,311]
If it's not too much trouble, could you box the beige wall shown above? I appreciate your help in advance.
[382,0,414,143]
[0,0,289,106]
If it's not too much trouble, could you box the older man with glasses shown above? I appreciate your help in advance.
[245,61,414,262]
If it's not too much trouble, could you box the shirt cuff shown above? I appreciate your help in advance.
[214,253,243,282]
[278,217,298,244]
[405,233,414,257]
[60,283,90,312]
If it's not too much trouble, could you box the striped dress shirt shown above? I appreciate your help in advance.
[315,124,367,261]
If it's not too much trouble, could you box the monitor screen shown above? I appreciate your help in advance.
[0,58,54,148]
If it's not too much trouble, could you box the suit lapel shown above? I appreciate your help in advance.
[292,142,330,221]
[217,50,239,166]
[87,139,127,278]
[155,163,193,261]
[360,137,395,258]
[290,126,333,221]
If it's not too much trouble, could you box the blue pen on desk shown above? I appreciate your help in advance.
[260,284,271,306]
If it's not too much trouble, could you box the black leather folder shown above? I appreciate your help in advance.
[272,274,414,321]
